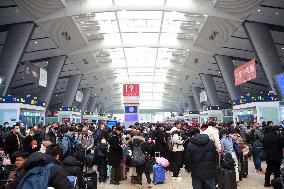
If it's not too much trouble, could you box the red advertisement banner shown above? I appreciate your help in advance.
[234,58,256,86]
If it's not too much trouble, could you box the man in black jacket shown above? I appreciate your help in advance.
[185,128,217,189]
[263,126,284,187]
[4,125,21,163]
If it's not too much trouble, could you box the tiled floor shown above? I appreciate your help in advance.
[97,160,270,189]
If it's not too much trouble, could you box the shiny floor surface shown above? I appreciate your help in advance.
[97,160,269,189]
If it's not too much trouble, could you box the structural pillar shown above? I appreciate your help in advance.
[191,87,202,110]
[215,55,241,101]
[39,56,66,107]
[200,74,220,106]
[62,74,82,107]
[87,96,97,112]
[244,22,284,93]
[78,87,92,111]
[0,23,34,96]
[188,96,197,111]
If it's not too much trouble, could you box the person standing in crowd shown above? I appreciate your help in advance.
[220,129,239,182]
[170,121,185,181]
[61,127,78,159]
[62,156,85,188]
[23,128,40,154]
[4,125,22,163]
[251,123,264,173]
[7,151,29,181]
[78,127,94,154]
[96,138,109,183]
[151,123,167,158]
[94,123,109,146]
[263,126,284,187]
[200,122,221,153]
[44,123,59,144]
[186,128,217,189]
[108,125,123,185]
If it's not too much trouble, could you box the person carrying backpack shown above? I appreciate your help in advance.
[61,127,83,161]
[6,150,72,189]
[95,138,108,183]
[220,129,239,182]
[130,131,153,189]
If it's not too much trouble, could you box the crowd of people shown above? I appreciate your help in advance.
[0,120,283,189]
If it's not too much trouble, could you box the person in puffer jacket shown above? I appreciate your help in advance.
[129,132,153,189]
[186,128,217,189]
[169,121,185,181]
[62,156,84,188]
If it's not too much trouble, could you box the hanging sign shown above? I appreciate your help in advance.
[123,84,139,96]
[234,58,256,86]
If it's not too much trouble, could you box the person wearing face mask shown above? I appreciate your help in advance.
[23,129,40,154]
[4,125,22,163]
[44,123,59,144]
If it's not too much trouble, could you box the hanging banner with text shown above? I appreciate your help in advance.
[123,84,139,96]
[234,58,256,86]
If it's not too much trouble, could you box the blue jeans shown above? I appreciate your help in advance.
[253,147,263,171]
[192,178,215,189]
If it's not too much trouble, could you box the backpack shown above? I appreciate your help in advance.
[67,137,85,162]
[246,130,255,144]
[16,163,55,189]
[221,153,235,170]
[132,142,146,166]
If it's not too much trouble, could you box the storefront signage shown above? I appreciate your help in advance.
[234,58,256,86]
[123,84,139,96]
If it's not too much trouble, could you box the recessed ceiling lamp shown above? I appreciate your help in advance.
[275,12,279,15]
[34,41,38,44]
[86,33,91,36]
[177,70,181,72]
[171,84,175,85]
[257,9,261,12]
[282,47,284,50]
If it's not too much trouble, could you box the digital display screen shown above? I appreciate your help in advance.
[275,73,284,98]
[124,106,138,113]
[124,114,138,122]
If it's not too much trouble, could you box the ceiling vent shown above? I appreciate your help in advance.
[194,58,199,64]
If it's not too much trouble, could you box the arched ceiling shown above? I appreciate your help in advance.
[2,0,284,113]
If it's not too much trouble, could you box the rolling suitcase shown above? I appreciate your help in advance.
[153,164,165,184]
[222,169,237,189]
[242,160,248,178]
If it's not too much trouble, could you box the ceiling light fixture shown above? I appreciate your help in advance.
[282,47,284,50]
[257,9,261,12]
[34,41,38,44]
[275,12,279,15]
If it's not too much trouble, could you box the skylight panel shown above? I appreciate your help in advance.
[95,12,116,20]
[98,20,119,33]
[117,11,163,20]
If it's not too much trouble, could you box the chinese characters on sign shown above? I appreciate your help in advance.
[123,84,139,96]
[234,58,256,86]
